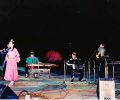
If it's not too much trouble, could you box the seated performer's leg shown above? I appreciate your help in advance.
[25,67,29,78]
[79,69,84,81]
[70,67,74,82]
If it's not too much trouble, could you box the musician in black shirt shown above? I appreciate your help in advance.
[66,51,84,82]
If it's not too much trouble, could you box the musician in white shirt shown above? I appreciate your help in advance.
[95,43,107,79]
[66,51,84,82]
[96,44,106,58]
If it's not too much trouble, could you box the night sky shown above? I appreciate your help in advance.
[0,0,120,65]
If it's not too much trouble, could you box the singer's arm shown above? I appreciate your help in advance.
[1,48,10,55]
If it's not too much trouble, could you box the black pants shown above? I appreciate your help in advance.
[25,67,29,75]
[95,58,105,79]
[71,68,84,81]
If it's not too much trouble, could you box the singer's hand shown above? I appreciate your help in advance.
[0,50,2,52]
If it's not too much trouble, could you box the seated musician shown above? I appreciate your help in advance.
[66,51,84,82]
[25,52,39,78]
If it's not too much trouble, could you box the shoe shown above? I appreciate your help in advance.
[34,74,38,78]
[25,74,28,78]
[8,81,14,87]
[71,79,74,82]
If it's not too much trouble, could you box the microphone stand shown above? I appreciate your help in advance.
[88,49,97,61]
[63,60,68,88]
[87,49,97,83]
[82,61,87,81]
[63,60,66,83]
[93,60,96,82]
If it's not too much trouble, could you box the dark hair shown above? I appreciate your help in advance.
[72,51,77,55]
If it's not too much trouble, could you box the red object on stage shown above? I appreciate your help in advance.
[45,50,63,62]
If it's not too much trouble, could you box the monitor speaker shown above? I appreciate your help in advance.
[96,79,115,100]
[0,84,18,99]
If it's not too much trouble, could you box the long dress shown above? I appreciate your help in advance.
[4,48,20,81]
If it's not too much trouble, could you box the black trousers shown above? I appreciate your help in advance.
[71,68,84,81]
[95,57,105,79]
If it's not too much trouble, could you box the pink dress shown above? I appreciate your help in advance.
[4,48,20,81]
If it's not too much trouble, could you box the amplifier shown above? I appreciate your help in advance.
[97,79,115,100]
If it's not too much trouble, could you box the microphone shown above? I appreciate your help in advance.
[8,47,11,49]
[0,48,5,52]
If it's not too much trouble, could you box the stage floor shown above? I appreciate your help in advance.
[0,72,120,99]
[0,74,98,99]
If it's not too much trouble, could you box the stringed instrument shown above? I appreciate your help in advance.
[96,54,109,59]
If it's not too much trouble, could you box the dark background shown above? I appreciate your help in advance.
[0,0,120,66]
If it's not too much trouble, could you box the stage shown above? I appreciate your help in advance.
[0,66,120,99]
[0,72,98,99]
